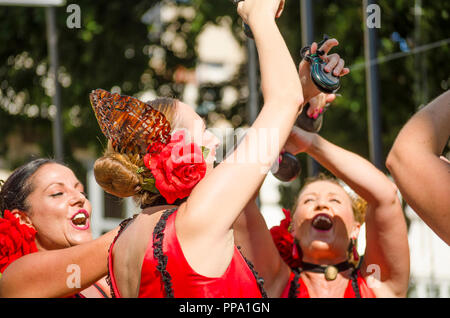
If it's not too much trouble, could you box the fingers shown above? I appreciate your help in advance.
[325,93,337,103]
[319,38,339,55]
[324,53,340,73]
[323,53,351,77]
[340,67,350,76]
[307,94,326,118]
[306,92,336,118]
[317,38,351,77]
[326,56,345,76]
[309,42,318,55]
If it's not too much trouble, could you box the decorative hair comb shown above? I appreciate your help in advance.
[89,89,171,155]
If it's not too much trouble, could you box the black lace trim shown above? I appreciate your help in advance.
[109,209,268,298]
[152,208,177,298]
[106,215,137,298]
[351,255,364,298]
[350,269,361,298]
[288,268,301,298]
[237,246,268,298]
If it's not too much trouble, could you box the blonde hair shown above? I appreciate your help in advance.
[93,98,179,207]
[294,173,367,224]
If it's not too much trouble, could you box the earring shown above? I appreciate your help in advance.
[348,237,360,267]
[292,240,299,259]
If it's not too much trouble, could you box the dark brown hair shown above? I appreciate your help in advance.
[0,158,60,215]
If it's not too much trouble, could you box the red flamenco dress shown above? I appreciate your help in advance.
[271,209,376,298]
[280,268,376,298]
[107,208,266,298]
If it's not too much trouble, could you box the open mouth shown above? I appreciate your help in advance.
[311,213,333,231]
[70,210,90,230]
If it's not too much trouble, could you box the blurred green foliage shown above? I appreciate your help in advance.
[0,0,449,208]
[277,0,450,208]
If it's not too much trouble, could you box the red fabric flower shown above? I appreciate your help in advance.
[0,210,38,273]
[143,141,166,171]
[269,209,302,269]
[144,130,207,204]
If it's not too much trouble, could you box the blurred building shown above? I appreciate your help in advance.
[405,205,450,297]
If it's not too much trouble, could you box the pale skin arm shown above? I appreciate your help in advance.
[0,228,118,298]
[386,90,450,245]
[285,128,410,297]
[175,0,305,276]
[233,94,342,297]
[176,2,358,279]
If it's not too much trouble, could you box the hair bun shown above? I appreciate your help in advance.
[93,154,141,198]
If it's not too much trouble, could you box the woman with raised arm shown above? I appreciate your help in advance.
[0,159,118,298]
[386,90,450,245]
[90,0,345,298]
[234,93,410,298]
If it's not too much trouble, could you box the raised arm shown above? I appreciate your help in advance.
[0,228,118,298]
[233,93,357,298]
[172,0,308,279]
[178,0,302,243]
[286,128,410,297]
[386,90,450,245]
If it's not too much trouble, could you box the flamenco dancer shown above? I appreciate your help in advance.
[0,159,117,297]
[89,0,346,298]
[234,92,410,298]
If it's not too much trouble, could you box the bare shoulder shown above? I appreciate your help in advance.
[112,209,166,297]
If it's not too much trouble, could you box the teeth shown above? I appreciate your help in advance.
[312,215,333,230]
[315,215,331,223]
[72,213,87,226]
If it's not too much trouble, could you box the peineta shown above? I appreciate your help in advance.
[89,89,172,155]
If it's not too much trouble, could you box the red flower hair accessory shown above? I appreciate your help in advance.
[269,208,302,269]
[143,130,207,204]
[0,210,38,274]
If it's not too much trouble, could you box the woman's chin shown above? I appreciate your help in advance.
[309,239,333,250]
[67,232,93,246]
[301,236,335,254]
[301,238,348,263]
